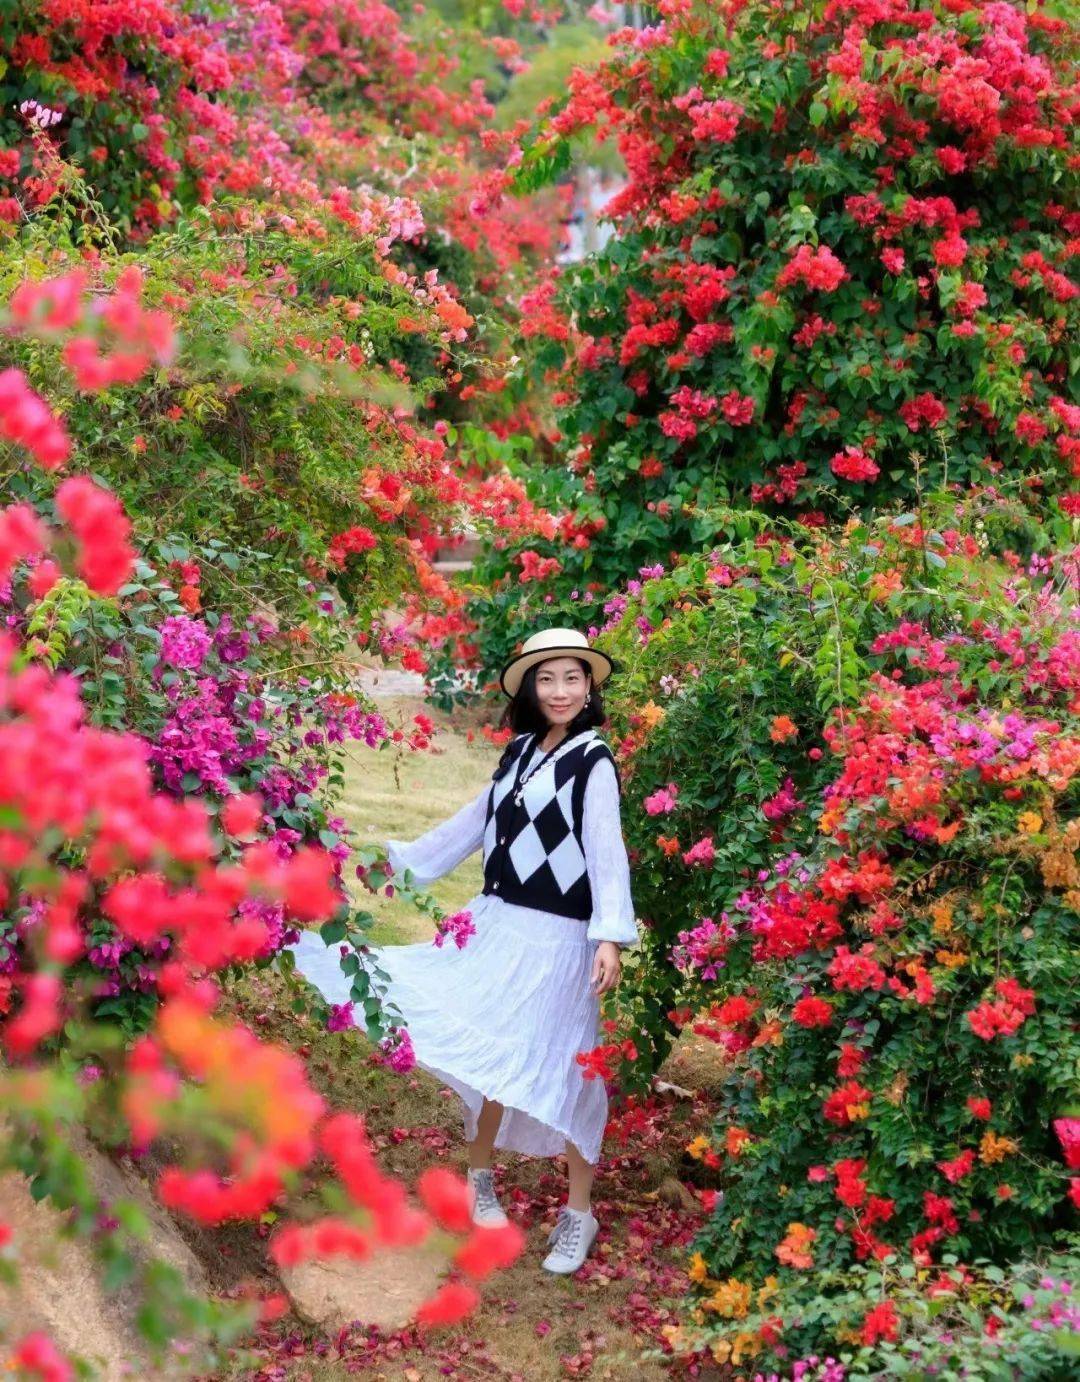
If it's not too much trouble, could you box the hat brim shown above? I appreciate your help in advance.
[499,646,614,699]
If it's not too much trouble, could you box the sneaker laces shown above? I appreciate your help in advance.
[553,1211,583,1256]
[470,1169,501,1216]
[549,1206,571,1239]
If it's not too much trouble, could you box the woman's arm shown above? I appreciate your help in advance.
[582,756,640,947]
[385,784,490,887]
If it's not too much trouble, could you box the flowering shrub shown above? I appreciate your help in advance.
[0,213,550,673]
[439,0,1080,689]
[594,498,1079,1368]
[0,0,580,680]
[665,1247,1080,1377]
[0,0,560,261]
[0,24,578,1356]
[0,260,450,1039]
[0,271,528,1368]
[0,635,524,1362]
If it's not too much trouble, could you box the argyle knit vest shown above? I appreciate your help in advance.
[481,728,619,920]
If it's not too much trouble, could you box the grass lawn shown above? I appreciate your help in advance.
[335,695,494,944]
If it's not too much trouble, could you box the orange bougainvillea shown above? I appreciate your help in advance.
[774,1223,816,1270]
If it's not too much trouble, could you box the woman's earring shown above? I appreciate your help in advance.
[585,694,592,706]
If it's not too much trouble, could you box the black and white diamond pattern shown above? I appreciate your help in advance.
[481,730,615,920]
[508,792,586,894]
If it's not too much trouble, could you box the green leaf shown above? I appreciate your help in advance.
[319,918,347,946]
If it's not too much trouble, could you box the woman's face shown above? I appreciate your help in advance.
[534,656,591,730]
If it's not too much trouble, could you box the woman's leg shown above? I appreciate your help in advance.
[467,1097,504,1169]
[564,1139,595,1211]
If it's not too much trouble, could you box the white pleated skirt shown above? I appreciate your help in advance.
[289,893,609,1165]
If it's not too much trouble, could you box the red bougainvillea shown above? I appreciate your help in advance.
[453,0,1080,695]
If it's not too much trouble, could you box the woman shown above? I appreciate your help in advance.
[291,628,638,1275]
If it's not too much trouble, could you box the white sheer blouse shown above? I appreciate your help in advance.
[385,751,639,948]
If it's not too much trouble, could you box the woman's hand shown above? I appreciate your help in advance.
[590,941,622,996]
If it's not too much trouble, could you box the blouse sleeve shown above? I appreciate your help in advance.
[385,784,489,887]
[582,756,639,948]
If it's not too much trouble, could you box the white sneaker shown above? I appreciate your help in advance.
[466,1167,508,1227]
[541,1207,598,1274]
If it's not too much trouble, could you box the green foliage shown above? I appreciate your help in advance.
[16,576,92,670]
[1,210,457,639]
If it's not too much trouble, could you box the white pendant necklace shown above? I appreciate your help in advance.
[512,735,563,807]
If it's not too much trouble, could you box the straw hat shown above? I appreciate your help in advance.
[499,627,615,699]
